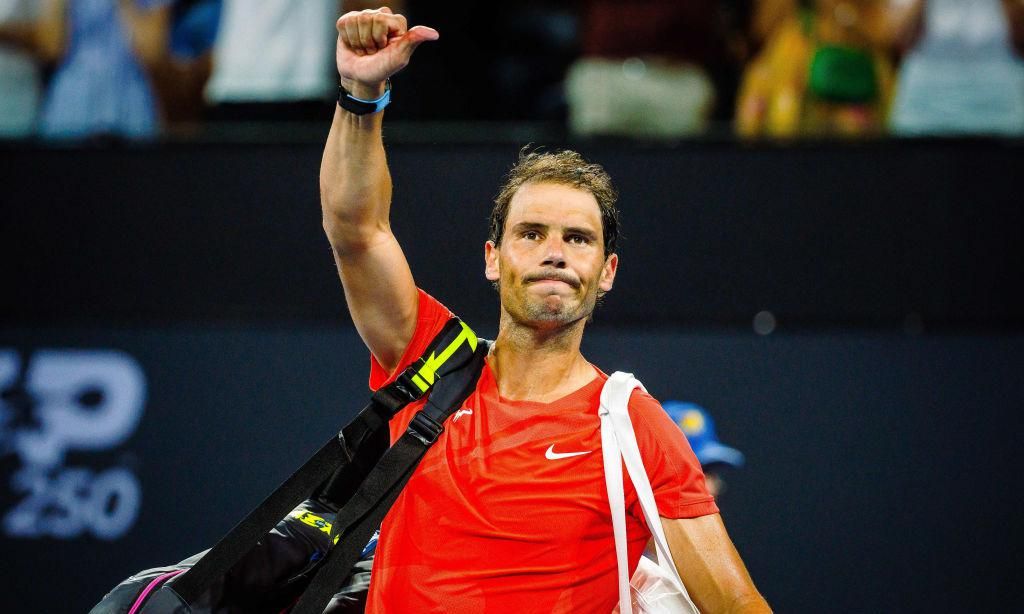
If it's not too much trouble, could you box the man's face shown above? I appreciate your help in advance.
[704,471,724,499]
[485,182,618,330]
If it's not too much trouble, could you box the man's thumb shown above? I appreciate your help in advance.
[396,25,439,55]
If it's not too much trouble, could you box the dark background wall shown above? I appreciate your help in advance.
[3,138,1022,328]
[1,139,1022,612]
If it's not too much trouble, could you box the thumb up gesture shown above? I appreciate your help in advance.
[336,7,439,98]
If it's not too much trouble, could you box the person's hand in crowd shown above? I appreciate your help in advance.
[1005,0,1024,55]
[335,7,438,100]
[116,0,171,68]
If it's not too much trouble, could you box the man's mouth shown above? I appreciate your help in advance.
[524,272,580,289]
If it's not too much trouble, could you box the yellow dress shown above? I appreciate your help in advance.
[736,11,894,138]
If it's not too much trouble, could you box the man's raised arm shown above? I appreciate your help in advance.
[319,8,438,372]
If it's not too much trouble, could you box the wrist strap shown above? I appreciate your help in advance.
[338,80,391,115]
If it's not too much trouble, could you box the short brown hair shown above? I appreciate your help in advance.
[489,148,620,256]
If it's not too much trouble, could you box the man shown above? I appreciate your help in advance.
[320,7,770,612]
[665,401,746,498]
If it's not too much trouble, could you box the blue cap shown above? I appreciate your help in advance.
[662,401,745,468]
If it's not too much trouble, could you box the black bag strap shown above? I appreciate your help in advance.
[315,318,481,509]
[168,317,480,605]
[289,338,489,614]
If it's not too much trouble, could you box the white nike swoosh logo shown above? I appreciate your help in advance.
[545,445,592,460]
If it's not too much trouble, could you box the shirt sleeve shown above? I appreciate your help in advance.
[628,390,719,519]
[368,289,455,391]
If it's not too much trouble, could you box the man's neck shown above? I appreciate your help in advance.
[489,311,596,403]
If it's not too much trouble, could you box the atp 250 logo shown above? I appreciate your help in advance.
[0,349,146,540]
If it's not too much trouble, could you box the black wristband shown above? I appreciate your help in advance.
[337,80,392,115]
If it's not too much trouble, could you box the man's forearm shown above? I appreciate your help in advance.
[726,593,773,613]
[319,84,393,255]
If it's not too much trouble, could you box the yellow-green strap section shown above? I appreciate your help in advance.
[409,320,478,392]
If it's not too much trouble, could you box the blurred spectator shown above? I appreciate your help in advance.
[491,3,578,122]
[0,0,43,137]
[168,0,219,61]
[1010,0,1024,55]
[663,401,745,498]
[204,0,350,122]
[565,0,749,138]
[37,0,172,140]
[149,0,221,130]
[889,0,1024,136]
[736,0,897,138]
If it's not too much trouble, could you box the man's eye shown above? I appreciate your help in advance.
[567,235,589,245]
[523,230,540,240]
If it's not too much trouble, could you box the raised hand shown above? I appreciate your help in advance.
[336,7,439,98]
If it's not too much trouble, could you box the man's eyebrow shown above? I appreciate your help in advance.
[510,222,599,239]
[563,226,598,240]
[509,221,549,233]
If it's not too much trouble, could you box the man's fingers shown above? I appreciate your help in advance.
[392,12,408,36]
[379,6,392,14]
[343,18,365,55]
[356,13,378,52]
[371,17,389,50]
[338,10,409,54]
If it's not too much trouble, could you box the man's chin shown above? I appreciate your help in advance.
[500,286,593,327]
[523,298,584,325]
[537,293,573,313]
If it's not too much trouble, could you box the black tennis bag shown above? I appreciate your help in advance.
[90,319,486,614]
[90,499,374,614]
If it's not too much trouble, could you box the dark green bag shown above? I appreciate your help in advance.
[808,44,879,103]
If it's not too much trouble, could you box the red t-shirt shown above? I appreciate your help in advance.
[365,290,718,613]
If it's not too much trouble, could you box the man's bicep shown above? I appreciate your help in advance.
[662,514,771,613]
[334,230,418,372]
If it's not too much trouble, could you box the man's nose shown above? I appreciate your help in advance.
[541,236,566,268]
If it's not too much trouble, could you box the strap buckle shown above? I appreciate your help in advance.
[392,358,427,404]
[407,412,444,446]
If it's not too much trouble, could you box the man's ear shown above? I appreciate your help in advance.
[484,241,500,281]
[599,253,618,292]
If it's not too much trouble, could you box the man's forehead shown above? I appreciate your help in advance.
[506,182,602,227]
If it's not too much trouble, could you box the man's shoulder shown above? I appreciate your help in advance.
[628,386,664,412]
[415,288,457,329]
[369,289,459,390]
[587,368,662,407]
[591,369,671,424]
[622,382,677,435]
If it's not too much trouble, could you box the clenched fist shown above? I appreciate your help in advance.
[336,7,439,99]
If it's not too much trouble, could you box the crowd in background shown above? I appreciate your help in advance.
[1,0,1023,141]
